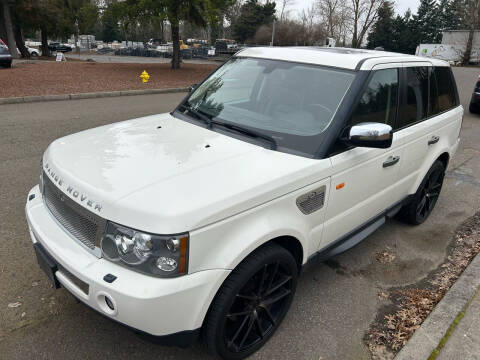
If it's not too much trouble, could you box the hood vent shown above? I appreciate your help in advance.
[296,185,326,215]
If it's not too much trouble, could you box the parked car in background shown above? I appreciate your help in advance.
[469,75,480,114]
[48,42,72,53]
[26,48,462,359]
[0,44,12,68]
[16,47,41,57]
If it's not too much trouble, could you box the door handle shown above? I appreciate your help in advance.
[383,155,400,168]
[428,136,440,145]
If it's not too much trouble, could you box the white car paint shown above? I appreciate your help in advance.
[25,47,463,338]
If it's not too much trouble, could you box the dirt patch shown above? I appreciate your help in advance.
[1,62,217,98]
[365,211,480,359]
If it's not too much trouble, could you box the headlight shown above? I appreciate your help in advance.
[101,222,188,277]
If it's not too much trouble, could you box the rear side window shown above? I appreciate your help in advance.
[349,68,398,127]
[399,67,429,128]
[433,67,457,112]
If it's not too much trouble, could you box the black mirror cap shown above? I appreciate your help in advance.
[189,84,198,92]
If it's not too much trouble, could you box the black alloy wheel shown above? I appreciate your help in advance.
[400,160,445,225]
[416,167,444,222]
[203,243,298,360]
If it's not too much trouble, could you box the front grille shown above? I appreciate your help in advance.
[43,172,105,252]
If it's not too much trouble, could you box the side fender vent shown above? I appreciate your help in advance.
[296,186,326,215]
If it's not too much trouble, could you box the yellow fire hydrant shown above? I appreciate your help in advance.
[140,70,150,83]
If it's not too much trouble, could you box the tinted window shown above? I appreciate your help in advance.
[434,67,457,112]
[399,67,429,128]
[349,68,398,127]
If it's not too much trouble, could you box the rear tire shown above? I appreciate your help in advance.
[399,160,445,225]
[203,243,298,360]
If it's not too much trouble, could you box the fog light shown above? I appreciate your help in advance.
[156,257,178,272]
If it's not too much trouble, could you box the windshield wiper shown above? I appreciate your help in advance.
[178,103,212,128]
[210,121,277,150]
[178,103,277,150]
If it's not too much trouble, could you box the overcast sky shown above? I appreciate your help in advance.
[291,0,421,17]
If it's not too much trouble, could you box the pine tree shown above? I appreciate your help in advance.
[413,0,442,43]
[438,0,467,30]
[367,1,395,50]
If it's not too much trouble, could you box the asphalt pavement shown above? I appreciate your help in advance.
[0,68,479,360]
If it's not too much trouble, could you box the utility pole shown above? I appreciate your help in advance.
[270,19,275,46]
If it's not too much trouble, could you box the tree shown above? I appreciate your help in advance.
[366,0,394,50]
[278,0,295,20]
[161,0,210,69]
[231,0,276,43]
[1,0,19,58]
[393,10,417,54]
[412,0,441,43]
[463,0,480,64]
[438,0,467,30]
[316,0,351,40]
[351,0,383,48]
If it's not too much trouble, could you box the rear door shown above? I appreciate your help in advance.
[321,65,405,248]
[395,64,461,196]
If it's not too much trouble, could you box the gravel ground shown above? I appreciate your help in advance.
[0,62,217,98]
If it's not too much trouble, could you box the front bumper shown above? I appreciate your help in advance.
[26,185,230,340]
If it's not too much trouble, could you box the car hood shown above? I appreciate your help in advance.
[43,113,326,233]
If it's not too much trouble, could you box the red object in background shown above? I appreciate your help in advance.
[0,38,7,49]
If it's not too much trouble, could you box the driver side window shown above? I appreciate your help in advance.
[349,68,399,127]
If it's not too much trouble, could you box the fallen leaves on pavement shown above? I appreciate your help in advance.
[366,211,480,359]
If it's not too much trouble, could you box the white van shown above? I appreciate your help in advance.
[26,47,462,359]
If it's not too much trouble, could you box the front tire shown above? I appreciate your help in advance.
[203,243,298,360]
[399,160,445,225]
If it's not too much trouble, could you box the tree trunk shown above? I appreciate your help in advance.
[75,20,80,54]
[463,0,480,65]
[463,27,475,65]
[171,21,180,69]
[1,0,19,58]
[14,26,29,58]
[352,19,359,47]
[40,26,50,57]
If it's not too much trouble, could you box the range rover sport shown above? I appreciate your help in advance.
[26,47,462,359]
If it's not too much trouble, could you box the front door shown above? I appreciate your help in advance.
[321,66,405,249]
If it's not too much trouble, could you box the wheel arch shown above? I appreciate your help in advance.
[270,235,304,273]
[436,152,450,169]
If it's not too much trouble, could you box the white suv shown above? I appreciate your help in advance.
[26,47,462,359]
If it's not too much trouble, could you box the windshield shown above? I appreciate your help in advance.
[185,57,355,156]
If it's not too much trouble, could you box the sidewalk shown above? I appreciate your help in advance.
[436,286,480,360]
[396,251,480,360]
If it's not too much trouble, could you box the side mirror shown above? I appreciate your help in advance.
[346,122,393,149]
[189,84,198,92]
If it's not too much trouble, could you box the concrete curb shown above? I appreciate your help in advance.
[395,251,480,360]
[0,87,188,105]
